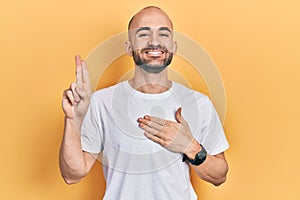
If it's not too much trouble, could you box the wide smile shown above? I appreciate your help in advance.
[144,50,165,58]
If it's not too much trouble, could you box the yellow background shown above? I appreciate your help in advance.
[1,0,299,199]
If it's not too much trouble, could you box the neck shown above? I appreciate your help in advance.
[129,66,172,94]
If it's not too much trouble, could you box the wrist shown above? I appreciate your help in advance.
[184,139,201,159]
[182,139,208,166]
[65,117,83,132]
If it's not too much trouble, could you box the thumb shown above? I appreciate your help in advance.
[175,107,184,123]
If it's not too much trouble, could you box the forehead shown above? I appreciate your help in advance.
[130,9,173,30]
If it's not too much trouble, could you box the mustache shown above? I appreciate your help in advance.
[140,45,169,53]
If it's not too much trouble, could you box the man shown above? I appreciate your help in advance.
[59,6,229,200]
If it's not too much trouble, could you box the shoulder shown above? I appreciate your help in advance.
[172,82,211,105]
[91,81,126,101]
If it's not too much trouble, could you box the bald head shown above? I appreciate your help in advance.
[128,6,173,31]
[125,6,176,74]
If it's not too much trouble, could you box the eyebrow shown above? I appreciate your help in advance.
[136,27,151,33]
[159,27,171,33]
[135,26,172,34]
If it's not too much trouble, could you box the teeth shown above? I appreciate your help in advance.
[147,51,162,56]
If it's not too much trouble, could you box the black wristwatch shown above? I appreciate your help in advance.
[182,144,207,166]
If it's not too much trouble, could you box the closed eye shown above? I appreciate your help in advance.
[159,33,170,37]
[138,33,150,37]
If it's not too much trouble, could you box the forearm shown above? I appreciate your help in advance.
[59,117,87,184]
[192,153,228,186]
[185,141,228,186]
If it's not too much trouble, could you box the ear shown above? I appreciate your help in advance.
[125,41,133,56]
[172,41,177,55]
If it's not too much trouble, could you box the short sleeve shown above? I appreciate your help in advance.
[197,97,229,155]
[81,95,103,154]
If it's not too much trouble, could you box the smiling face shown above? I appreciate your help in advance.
[127,7,177,73]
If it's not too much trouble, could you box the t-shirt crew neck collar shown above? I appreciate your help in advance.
[124,80,174,100]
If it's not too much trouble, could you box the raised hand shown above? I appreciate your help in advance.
[62,55,91,122]
[138,108,199,154]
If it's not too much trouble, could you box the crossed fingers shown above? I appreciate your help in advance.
[67,56,91,104]
[75,55,90,90]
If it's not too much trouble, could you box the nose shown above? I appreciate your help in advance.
[148,33,160,46]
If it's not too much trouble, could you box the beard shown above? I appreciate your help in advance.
[132,45,173,74]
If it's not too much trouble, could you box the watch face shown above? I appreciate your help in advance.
[184,145,207,166]
[191,146,207,165]
[197,151,206,159]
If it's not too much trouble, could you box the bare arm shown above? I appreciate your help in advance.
[59,55,96,184]
[184,140,228,186]
[138,107,228,186]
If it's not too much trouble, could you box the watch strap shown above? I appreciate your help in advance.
[182,144,207,166]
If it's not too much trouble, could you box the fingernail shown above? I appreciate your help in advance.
[144,115,150,120]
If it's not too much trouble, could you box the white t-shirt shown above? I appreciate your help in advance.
[81,81,229,200]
